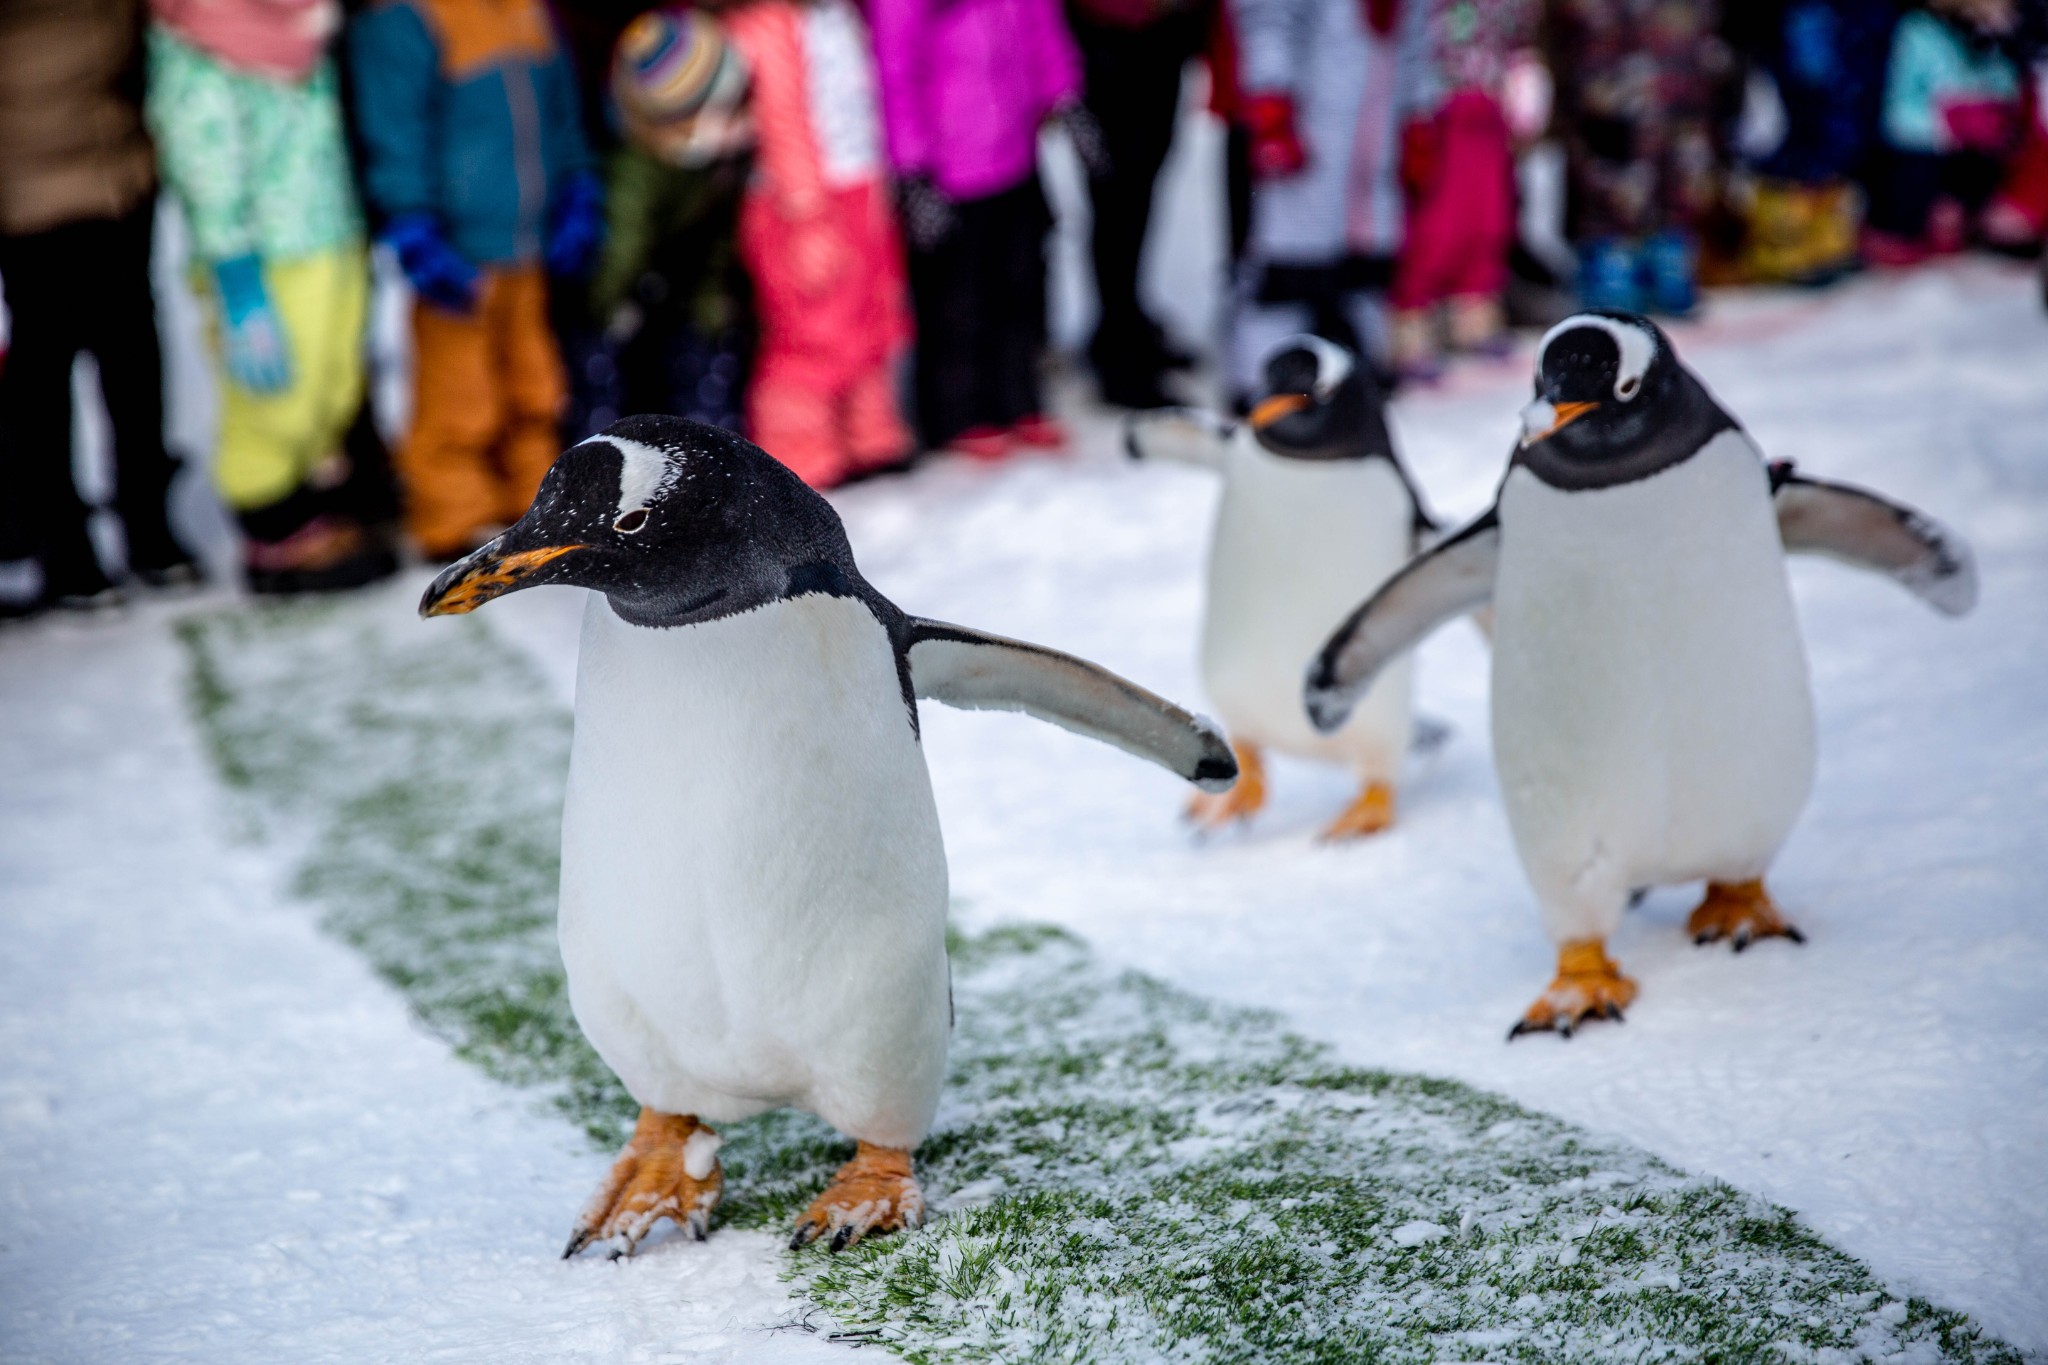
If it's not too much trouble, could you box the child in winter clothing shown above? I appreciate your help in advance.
[1866,0,2023,262]
[720,0,912,485]
[1225,0,1434,398]
[1547,0,1735,315]
[1389,0,1536,381]
[0,0,199,614]
[590,6,755,434]
[348,0,601,560]
[871,0,1085,457]
[1729,0,1898,285]
[147,0,397,593]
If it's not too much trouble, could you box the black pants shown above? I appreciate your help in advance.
[1867,148,2005,240]
[910,176,1052,448]
[0,203,182,584]
[1073,8,1202,381]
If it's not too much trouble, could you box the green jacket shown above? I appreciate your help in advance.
[591,146,749,332]
[144,25,361,262]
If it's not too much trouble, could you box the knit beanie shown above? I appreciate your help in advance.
[612,6,754,167]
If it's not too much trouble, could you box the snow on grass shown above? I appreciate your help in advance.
[178,598,2023,1364]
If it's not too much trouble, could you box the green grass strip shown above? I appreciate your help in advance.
[178,600,2022,1365]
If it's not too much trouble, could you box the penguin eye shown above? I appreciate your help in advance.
[1616,374,1642,401]
[613,509,649,534]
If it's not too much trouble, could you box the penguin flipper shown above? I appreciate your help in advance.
[1771,468,1978,616]
[1305,511,1501,733]
[1123,407,1236,469]
[905,620,1237,791]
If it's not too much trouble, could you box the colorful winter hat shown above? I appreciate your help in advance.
[612,6,753,167]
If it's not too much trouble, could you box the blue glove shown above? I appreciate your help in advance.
[385,213,479,313]
[211,255,291,395]
[545,171,605,278]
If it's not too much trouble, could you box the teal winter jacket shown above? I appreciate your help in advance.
[347,0,593,266]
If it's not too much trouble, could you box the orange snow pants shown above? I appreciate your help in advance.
[399,264,567,558]
[739,179,912,488]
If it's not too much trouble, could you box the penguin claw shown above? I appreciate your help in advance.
[1686,880,1802,954]
[565,1110,723,1260]
[1510,942,1639,1041]
[790,1143,925,1255]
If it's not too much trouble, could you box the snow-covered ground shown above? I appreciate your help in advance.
[3,260,2044,1360]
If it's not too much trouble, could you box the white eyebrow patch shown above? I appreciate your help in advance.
[1276,332,1355,397]
[604,436,679,517]
[1538,314,1657,398]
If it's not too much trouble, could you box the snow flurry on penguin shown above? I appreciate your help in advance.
[419,415,1235,1254]
[1305,313,1977,1038]
[1126,336,1444,840]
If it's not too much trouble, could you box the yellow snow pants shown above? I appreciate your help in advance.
[204,246,369,512]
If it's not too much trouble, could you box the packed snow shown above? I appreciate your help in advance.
[2,258,2044,1359]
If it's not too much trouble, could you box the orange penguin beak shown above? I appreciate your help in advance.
[1248,392,1313,429]
[419,544,587,617]
[1519,400,1599,447]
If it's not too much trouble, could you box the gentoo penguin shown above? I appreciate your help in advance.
[1304,312,1977,1037]
[420,415,1234,1252]
[1126,336,1439,839]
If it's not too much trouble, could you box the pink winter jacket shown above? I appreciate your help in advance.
[868,0,1083,201]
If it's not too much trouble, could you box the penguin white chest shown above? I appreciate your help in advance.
[1202,443,1415,771]
[556,592,951,1149]
[1490,432,1817,926]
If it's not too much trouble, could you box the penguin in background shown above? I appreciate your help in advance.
[1305,313,1978,1038]
[420,415,1235,1254]
[1127,336,1444,840]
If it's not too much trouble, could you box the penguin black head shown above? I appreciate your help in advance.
[1515,312,1735,489]
[1247,335,1392,462]
[419,415,862,628]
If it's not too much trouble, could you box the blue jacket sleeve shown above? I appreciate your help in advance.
[349,2,442,221]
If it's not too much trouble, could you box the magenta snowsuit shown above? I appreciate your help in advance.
[867,0,1082,199]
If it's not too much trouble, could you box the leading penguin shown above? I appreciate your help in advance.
[420,415,1234,1253]
[1305,313,1977,1037]
[1126,336,1439,839]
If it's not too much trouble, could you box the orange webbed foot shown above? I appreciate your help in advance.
[1319,779,1395,841]
[1185,741,1266,832]
[563,1109,722,1259]
[1687,879,1805,952]
[1509,940,1640,1040]
[789,1143,925,1253]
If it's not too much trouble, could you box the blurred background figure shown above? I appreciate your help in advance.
[1388,0,1536,382]
[0,0,199,619]
[146,0,397,595]
[1724,1,1897,287]
[725,0,914,488]
[873,0,1088,458]
[590,6,756,435]
[1865,0,2024,264]
[348,0,599,562]
[1068,0,1207,409]
[1546,0,1736,317]
[1225,0,1432,405]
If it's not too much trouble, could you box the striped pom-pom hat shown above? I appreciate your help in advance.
[612,6,752,164]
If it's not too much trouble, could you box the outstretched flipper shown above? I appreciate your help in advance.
[1771,464,1977,615]
[1304,511,1501,733]
[907,620,1237,791]
[1123,407,1236,470]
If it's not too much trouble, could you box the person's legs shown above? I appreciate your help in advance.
[81,204,194,575]
[746,347,849,488]
[909,224,987,450]
[1077,11,1195,401]
[491,265,570,523]
[399,286,507,558]
[984,177,1052,429]
[0,221,106,596]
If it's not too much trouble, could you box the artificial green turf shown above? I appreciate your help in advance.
[178,600,2023,1364]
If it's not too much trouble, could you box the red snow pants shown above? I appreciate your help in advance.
[1391,89,1515,312]
[738,178,912,488]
